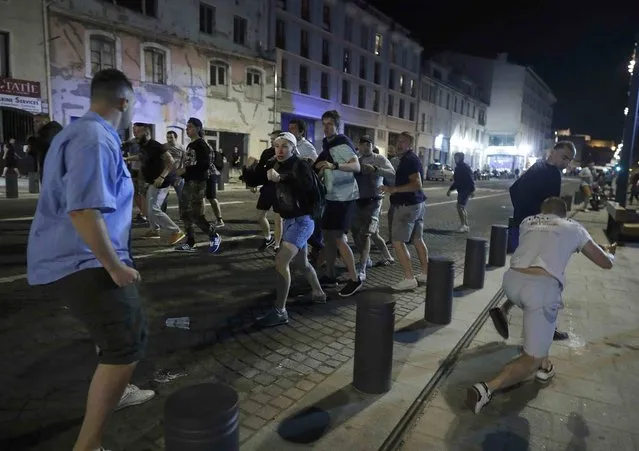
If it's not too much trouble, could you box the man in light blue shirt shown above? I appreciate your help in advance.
[27,69,154,451]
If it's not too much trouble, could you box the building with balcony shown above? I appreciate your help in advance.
[0,0,50,144]
[46,0,276,160]
[274,0,422,154]
[416,60,488,169]
[434,51,555,171]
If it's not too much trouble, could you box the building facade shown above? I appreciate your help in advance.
[434,52,555,172]
[416,60,488,169]
[0,0,50,144]
[46,0,276,160]
[274,0,422,154]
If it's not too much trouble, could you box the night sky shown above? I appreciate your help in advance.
[370,1,636,142]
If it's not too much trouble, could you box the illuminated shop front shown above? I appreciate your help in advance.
[484,145,531,171]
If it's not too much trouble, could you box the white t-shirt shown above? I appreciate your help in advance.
[510,214,592,287]
[295,137,318,162]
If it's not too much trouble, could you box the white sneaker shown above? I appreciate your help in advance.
[391,278,418,291]
[535,363,555,383]
[415,273,427,284]
[116,384,155,411]
[466,382,492,414]
[458,225,470,233]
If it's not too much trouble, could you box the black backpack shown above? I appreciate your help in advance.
[295,159,326,220]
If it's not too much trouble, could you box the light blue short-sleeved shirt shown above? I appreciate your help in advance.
[27,112,134,285]
[326,143,359,202]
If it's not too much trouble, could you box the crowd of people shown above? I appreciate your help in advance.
[22,69,620,450]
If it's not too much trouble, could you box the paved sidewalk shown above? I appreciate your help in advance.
[401,209,639,450]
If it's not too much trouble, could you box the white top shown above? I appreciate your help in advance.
[295,137,318,162]
[510,214,592,287]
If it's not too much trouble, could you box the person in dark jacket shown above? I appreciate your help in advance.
[34,120,63,181]
[243,132,326,328]
[173,117,221,253]
[490,140,576,342]
[447,152,475,232]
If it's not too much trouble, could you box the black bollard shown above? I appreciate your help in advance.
[425,257,455,325]
[165,383,240,451]
[4,173,18,198]
[507,217,518,254]
[353,297,395,394]
[218,172,225,192]
[28,172,40,194]
[574,190,583,206]
[488,225,508,267]
[562,195,572,211]
[463,238,487,289]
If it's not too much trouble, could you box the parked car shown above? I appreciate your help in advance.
[426,163,453,181]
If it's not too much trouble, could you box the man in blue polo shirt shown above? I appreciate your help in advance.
[27,69,154,451]
[381,132,429,291]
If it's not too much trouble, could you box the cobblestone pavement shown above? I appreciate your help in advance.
[401,208,639,451]
[0,179,578,450]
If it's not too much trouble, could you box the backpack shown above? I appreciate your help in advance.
[295,159,326,221]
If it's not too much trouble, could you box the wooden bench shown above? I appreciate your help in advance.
[606,201,639,242]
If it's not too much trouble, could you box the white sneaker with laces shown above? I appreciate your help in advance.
[415,273,427,284]
[466,382,492,414]
[458,225,470,233]
[535,363,555,383]
[391,278,418,291]
[116,384,155,411]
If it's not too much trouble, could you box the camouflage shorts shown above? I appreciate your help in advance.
[179,180,207,219]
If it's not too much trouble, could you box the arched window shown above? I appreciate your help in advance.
[209,59,230,97]
[245,67,264,101]
[141,42,171,85]
[85,30,121,78]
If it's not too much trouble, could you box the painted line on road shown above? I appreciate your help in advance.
[0,192,509,285]
[0,201,247,223]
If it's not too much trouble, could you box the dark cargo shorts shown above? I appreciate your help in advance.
[55,267,148,365]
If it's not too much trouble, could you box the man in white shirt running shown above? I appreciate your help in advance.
[467,197,616,414]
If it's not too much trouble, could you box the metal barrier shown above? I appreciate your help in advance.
[463,238,487,289]
[165,383,240,451]
[425,257,455,325]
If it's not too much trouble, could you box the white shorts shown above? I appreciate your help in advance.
[502,269,563,358]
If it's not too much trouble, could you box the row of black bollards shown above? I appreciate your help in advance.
[163,223,512,447]
[3,173,39,198]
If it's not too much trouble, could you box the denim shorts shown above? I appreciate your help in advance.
[282,215,315,249]
[502,269,563,358]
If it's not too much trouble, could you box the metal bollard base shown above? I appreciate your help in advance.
[165,383,240,451]
[463,238,487,289]
[425,257,455,325]
[353,297,395,394]
[488,225,508,267]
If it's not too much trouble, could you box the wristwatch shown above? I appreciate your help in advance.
[333,162,339,170]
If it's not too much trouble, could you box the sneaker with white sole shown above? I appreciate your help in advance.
[458,225,470,233]
[466,382,492,414]
[535,364,555,383]
[116,384,155,411]
[415,273,427,284]
[392,278,418,291]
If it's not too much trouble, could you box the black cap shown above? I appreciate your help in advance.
[359,134,374,144]
[187,117,203,129]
